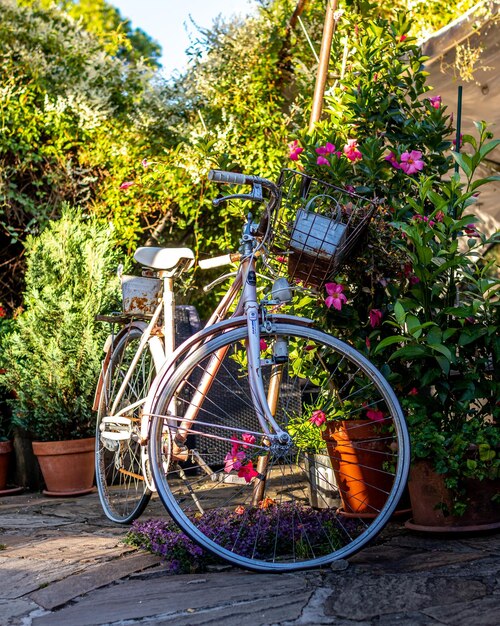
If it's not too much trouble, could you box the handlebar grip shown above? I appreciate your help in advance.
[208,169,248,185]
[198,253,238,270]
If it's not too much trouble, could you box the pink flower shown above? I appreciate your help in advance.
[325,282,347,311]
[0,306,5,318]
[408,388,418,396]
[316,156,330,166]
[369,309,383,328]
[141,159,150,167]
[237,461,259,483]
[385,151,400,169]
[242,433,256,448]
[316,142,336,155]
[119,181,134,190]
[410,275,420,285]
[260,339,268,351]
[435,210,445,222]
[288,140,304,161]
[234,505,245,515]
[224,448,245,473]
[343,139,362,161]
[399,34,407,42]
[365,337,371,349]
[276,256,286,263]
[428,95,442,109]
[464,224,480,237]
[309,410,326,427]
[400,150,424,175]
[366,408,384,422]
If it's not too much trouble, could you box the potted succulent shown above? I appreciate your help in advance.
[0,208,120,495]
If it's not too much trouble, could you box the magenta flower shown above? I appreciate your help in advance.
[276,256,286,263]
[325,282,347,311]
[435,210,445,222]
[141,158,150,167]
[237,461,259,483]
[119,181,134,190]
[366,408,384,422]
[428,95,442,109]
[365,337,371,349]
[384,151,400,169]
[316,142,336,155]
[260,339,268,351]
[399,34,407,42]
[288,140,304,161]
[464,224,480,237]
[343,139,362,162]
[408,387,418,396]
[400,150,424,175]
[369,309,383,328]
[316,156,330,166]
[309,410,326,427]
[242,432,256,448]
[224,448,245,473]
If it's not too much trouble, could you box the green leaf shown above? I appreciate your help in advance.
[373,335,408,354]
[394,301,406,326]
[389,345,429,360]
[406,314,422,337]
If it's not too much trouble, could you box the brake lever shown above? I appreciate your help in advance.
[212,183,263,207]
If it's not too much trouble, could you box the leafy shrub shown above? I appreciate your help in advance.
[0,208,120,441]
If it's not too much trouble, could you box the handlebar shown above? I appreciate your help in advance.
[208,169,281,236]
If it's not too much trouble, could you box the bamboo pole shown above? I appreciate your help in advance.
[309,0,338,131]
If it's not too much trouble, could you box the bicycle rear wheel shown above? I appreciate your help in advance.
[96,325,161,523]
[149,323,409,571]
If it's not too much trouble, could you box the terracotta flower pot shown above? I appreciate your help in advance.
[32,437,96,496]
[322,420,395,517]
[406,459,500,532]
[0,440,13,491]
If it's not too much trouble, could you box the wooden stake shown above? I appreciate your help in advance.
[309,0,338,131]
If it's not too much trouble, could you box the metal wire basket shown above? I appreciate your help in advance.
[271,169,378,288]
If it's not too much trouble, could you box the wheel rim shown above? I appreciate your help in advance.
[96,328,154,523]
[150,324,409,571]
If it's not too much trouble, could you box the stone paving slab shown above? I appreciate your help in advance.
[324,573,487,621]
[0,491,499,625]
[0,555,85,599]
[29,553,162,610]
[31,572,310,626]
[5,533,135,562]
[0,597,40,625]
[423,595,500,625]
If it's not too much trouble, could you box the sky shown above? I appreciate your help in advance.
[110,0,255,77]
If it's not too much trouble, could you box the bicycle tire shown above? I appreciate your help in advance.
[149,323,410,572]
[96,324,162,523]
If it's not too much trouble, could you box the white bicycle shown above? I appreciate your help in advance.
[94,168,410,572]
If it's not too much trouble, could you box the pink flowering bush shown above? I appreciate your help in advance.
[280,9,499,513]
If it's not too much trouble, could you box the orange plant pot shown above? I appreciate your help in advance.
[322,420,394,516]
[32,437,95,496]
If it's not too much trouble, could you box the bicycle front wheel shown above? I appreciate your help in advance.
[96,325,161,523]
[149,323,409,572]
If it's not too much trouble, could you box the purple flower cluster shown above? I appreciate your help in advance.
[126,503,359,571]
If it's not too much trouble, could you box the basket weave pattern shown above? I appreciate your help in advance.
[272,169,377,288]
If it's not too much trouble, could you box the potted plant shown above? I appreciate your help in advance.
[0,208,120,495]
[372,122,500,530]
[287,405,338,508]
[280,11,498,528]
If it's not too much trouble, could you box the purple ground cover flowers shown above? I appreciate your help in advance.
[125,502,358,573]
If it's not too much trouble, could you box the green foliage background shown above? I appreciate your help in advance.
[1,0,480,311]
